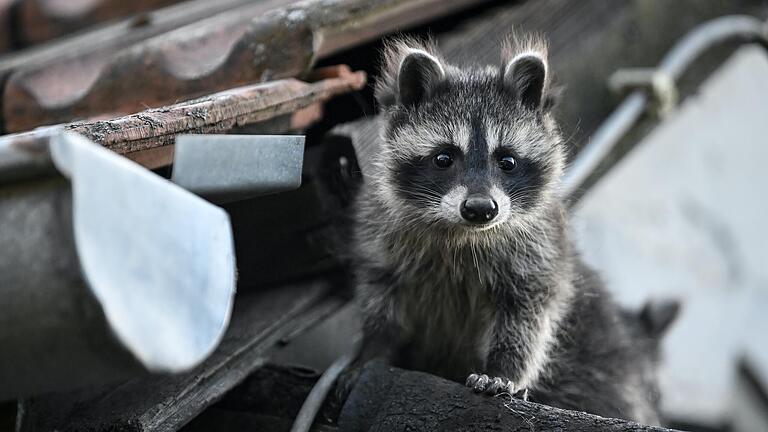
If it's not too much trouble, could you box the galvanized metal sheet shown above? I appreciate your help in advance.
[171,134,304,202]
[0,132,237,399]
[51,132,236,371]
[573,46,768,425]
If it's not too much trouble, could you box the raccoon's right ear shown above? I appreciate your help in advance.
[395,49,445,107]
[376,40,445,108]
[639,299,681,339]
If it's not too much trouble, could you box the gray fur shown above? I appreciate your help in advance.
[350,34,670,425]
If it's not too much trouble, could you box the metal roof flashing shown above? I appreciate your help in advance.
[0,132,237,399]
[171,134,305,203]
[51,132,236,371]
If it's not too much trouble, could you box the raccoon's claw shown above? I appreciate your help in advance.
[465,373,525,398]
[465,373,492,393]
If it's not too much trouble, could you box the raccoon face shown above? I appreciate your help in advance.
[375,37,565,232]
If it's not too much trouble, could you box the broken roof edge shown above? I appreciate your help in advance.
[0,125,60,183]
[0,67,366,183]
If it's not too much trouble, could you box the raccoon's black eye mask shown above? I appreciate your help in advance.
[430,144,462,169]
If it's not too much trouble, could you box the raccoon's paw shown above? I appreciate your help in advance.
[465,373,528,400]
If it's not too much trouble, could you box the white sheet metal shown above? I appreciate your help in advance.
[50,132,236,372]
[574,46,768,425]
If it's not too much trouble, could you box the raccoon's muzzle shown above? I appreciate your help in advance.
[460,194,498,223]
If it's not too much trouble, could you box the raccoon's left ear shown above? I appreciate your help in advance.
[503,53,548,111]
[396,49,446,107]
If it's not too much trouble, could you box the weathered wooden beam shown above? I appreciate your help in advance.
[183,364,338,432]
[183,410,338,432]
[338,362,679,432]
[0,67,366,172]
[311,0,488,57]
[215,364,323,419]
[1,0,488,132]
[18,281,346,432]
[68,67,366,157]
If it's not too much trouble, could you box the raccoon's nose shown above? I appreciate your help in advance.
[461,195,498,223]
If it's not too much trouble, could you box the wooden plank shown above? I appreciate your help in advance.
[183,410,338,432]
[183,364,338,432]
[67,69,366,156]
[0,67,366,175]
[313,0,490,57]
[338,362,677,432]
[1,0,488,132]
[18,281,346,432]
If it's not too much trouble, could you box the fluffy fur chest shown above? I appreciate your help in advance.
[391,254,497,381]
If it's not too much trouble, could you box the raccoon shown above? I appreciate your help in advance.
[348,34,675,425]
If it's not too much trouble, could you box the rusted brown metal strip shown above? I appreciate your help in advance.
[1,0,488,133]
[0,66,366,174]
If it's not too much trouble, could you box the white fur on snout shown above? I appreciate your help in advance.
[440,185,467,223]
[464,185,511,231]
[440,184,512,230]
[488,184,511,224]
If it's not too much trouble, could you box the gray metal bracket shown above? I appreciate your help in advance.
[171,134,305,203]
[609,68,678,117]
[562,15,768,200]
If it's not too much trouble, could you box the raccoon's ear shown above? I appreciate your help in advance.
[639,299,681,339]
[396,49,445,107]
[503,53,548,111]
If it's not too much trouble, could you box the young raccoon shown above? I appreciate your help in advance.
[349,34,673,425]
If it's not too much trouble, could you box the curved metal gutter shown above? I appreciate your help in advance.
[0,131,305,400]
[562,15,768,201]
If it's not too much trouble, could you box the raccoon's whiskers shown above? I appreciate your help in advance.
[470,240,483,285]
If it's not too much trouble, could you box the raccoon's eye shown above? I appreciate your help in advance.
[498,155,517,171]
[433,153,453,169]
